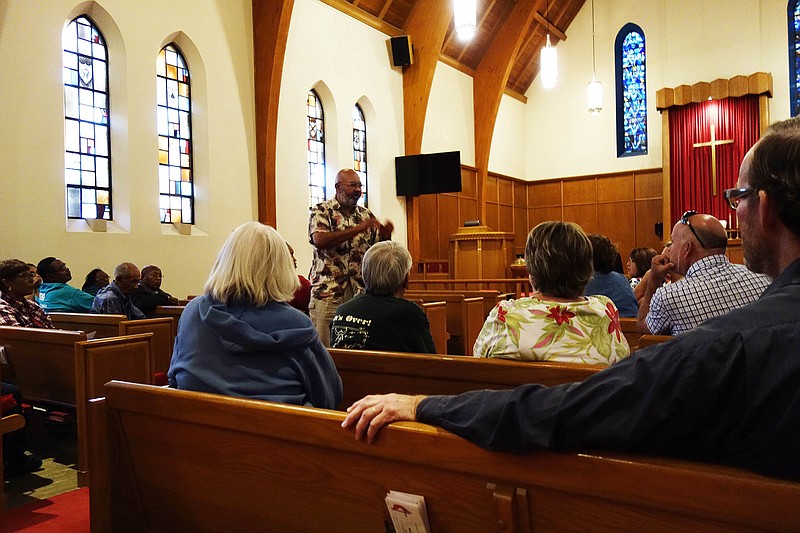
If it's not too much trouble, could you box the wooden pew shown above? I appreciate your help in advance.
[48,312,126,338]
[406,289,511,319]
[148,305,185,336]
[403,293,484,355]
[0,363,25,508]
[119,317,175,375]
[89,381,800,532]
[409,277,530,298]
[420,301,448,354]
[638,334,673,349]
[619,317,641,350]
[330,348,604,410]
[0,327,155,486]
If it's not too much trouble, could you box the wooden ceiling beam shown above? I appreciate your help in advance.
[378,0,394,20]
[456,0,499,63]
[533,11,567,41]
[318,0,403,36]
[473,0,540,225]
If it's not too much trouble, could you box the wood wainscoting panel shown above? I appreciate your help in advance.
[598,174,635,203]
[485,202,499,230]
[528,181,562,207]
[635,198,666,251]
[598,201,636,259]
[563,204,598,234]
[514,206,528,256]
[499,178,514,204]
[498,204,514,234]
[419,194,441,259]
[439,194,462,257]
[529,206,564,230]
[563,178,597,205]
[635,170,663,199]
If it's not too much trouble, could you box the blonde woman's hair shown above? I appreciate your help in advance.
[204,222,299,306]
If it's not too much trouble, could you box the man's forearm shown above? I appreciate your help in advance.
[312,223,369,250]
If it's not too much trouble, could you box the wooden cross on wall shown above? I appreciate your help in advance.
[692,123,734,196]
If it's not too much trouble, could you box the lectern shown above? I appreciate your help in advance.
[449,226,515,279]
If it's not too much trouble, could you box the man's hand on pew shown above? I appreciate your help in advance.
[342,394,426,443]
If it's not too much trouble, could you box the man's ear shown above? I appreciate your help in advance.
[758,190,779,231]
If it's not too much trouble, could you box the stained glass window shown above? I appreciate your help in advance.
[614,23,647,157]
[308,90,326,208]
[789,1,800,117]
[62,16,111,220]
[157,44,194,224]
[352,104,368,207]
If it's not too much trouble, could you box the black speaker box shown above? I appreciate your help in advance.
[389,36,413,67]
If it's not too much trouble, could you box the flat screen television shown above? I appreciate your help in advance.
[395,151,462,196]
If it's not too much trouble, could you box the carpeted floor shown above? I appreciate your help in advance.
[0,487,89,532]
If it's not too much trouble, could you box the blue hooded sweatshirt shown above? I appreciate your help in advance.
[168,295,342,409]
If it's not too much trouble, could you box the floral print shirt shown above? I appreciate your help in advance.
[308,198,381,303]
[473,295,630,365]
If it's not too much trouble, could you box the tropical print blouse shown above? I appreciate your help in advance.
[473,295,630,365]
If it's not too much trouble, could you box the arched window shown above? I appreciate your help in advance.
[614,23,647,157]
[307,90,326,208]
[352,104,368,207]
[789,0,800,116]
[157,44,194,224]
[62,16,111,220]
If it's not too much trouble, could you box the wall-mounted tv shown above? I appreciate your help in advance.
[395,151,462,196]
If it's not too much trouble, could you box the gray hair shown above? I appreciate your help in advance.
[362,241,412,296]
[114,262,140,281]
[204,222,299,306]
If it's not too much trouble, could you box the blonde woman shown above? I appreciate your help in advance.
[168,222,342,408]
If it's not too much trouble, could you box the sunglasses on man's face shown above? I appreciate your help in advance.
[680,210,707,249]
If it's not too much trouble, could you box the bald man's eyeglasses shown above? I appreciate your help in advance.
[723,187,756,209]
[680,210,707,249]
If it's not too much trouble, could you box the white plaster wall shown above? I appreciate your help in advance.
[277,0,405,276]
[422,62,476,165]
[525,0,790,181]
[489,95,527,178]
[0,0,255,298]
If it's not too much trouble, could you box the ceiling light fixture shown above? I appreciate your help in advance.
[587,0,602,115]
[454,0,477,42]
[540,0,557,88]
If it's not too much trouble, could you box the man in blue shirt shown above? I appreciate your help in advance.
[584,234,638,317]
[35,257,94,312]
[92,262,145,320]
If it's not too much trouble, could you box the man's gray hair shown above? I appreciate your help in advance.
[114,262,139,280]
[362,241,412,296]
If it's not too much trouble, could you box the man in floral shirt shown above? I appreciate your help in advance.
[308,168,393,346]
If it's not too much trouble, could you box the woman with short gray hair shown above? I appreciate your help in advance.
[331,241,436,353]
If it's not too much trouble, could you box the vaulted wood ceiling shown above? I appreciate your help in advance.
[323,0,587,99]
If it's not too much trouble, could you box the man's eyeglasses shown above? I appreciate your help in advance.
[680,210,707,248]
[723,187,756,209]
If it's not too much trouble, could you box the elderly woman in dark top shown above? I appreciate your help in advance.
[0,259,54,328]
[81,268,110,296]
[168,222,342,408]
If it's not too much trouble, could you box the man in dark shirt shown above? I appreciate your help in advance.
[342,116,800,481]
[132,265,179,314]
[92,262,145,320]
[330,241,436,354]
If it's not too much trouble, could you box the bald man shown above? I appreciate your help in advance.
[308,168,393,346]
[91,262,145,320]
[636,212,769,335]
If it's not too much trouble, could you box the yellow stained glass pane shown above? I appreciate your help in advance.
[181,168,190,181]
[159,150,169,164]
[167,64,177,80]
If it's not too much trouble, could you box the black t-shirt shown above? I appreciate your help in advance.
[330,293,436,354]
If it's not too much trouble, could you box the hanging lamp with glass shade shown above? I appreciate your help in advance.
[540,0,557,88]
[454,0,477,41]
[587,0,603,114]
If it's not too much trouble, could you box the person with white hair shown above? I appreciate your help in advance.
[330,241,436,354]
[168,222,342,408]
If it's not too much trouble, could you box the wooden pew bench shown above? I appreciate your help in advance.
[403,293,484,355]
[0,364,25,508]
[329,348,604,410]
[0,326,155,486]
[638,334,673,349]
[420,301,448,354]
[49,312,127,338]
[89,381,800,532]
[405,288,512,319]
[619,317,642,350]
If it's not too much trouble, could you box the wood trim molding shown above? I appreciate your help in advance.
[318,0,403,37]
[656,72,772,110]
[252,0,295,226]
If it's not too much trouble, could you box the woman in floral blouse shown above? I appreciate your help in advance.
[473,221,630,365]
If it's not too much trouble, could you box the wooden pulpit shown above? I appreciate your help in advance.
[449,226,515,279]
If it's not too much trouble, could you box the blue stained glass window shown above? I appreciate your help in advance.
[352,104,368,208]
[157,44,194,224]
[789,1,800,116]
[62,16,111,220]
[614,23,647,157]
[308,90,326,208]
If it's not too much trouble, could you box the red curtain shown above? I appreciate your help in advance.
[669,95,760,229]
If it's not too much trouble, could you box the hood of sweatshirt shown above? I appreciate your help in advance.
[197,297,317,355]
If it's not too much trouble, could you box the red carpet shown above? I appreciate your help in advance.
[0,488,89,532]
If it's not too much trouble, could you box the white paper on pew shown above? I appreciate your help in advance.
[86,331,96,339]
[385,490,431,533]
[0,346,7,364]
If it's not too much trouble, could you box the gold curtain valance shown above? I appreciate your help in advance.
[656,72,772,110]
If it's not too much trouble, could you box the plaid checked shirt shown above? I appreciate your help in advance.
[646,254,771,335]
[0,293,55,329]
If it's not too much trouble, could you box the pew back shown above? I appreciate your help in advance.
[619,317,641,350]
[420,301,448,354]
[404,293,484,355]
[330,348,604,410]
[48,312,126,339]
[119,317,175,374]
[638,334,673,348]
[90,381,800,532]
[148,305,184,336]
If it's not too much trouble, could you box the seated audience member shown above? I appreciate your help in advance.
[2,381,42,477]
[584,234,639,318]
[637,211,769,335]
[25,263,42,302]
[330,241,436,354]
[286,243,311,315]
[92,262,145,320]
[36,257,94,312]
[168,222,342,408]
[131,265,179,314]
[340,116,800,481]
[473,221,629,365]
[633,242,683,302]
[81,268,110,297]
[627,247,658,290]
[0,259,54,328]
